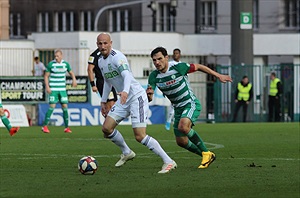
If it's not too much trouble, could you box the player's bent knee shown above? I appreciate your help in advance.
[134,135,145,143]
[101,125,113,136]
[177,126,190,134]
[133,127,147,142]
[177,129,188,135]
[176,137,188,147]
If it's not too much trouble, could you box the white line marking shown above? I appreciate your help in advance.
[1,152,299,161]
[1,139,298,161]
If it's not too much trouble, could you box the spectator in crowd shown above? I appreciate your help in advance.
[268,72,282,122]
[32,56,46,76]
[169,48,181,65]
[41,49,77,133]
[165,48,181,130]
[232,75,253,122]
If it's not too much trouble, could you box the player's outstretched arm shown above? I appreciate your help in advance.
[217,74,233,83]
[192,64,232,83]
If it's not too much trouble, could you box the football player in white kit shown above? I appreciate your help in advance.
[97,32,177,173]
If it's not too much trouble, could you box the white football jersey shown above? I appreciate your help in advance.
[98,49,145,104]
[168,60,181,66]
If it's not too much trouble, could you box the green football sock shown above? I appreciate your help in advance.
[184,140,202,156]
[63,108,69,128]
[43,107,54,126]
[1,115,12,131]
[187,129,208,152]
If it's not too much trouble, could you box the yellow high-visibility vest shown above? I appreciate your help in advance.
[269,78,280,96]
[237,82,252,101]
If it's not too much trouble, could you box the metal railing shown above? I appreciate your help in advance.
[213,64,300,122]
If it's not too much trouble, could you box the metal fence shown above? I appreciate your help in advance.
[0,48,90,76]
[0,48,33,76]
[213,64,300,123]
[37,48,90,75]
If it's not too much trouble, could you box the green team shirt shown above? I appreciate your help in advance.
[148,62,199,108]
[46,60,72,91]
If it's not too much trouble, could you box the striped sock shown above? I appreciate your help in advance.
[108,129,131,155]
[184,140,203,156]
[141,135,172,163]
[187,129,208,152]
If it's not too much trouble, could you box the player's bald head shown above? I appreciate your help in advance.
[97,32,111,41]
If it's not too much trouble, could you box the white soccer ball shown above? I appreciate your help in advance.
[78,156,98,175]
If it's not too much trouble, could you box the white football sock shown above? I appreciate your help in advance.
[141,135,172,163]
[108,129,131,155]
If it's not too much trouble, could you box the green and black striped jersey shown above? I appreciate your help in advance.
[46,60,72,91]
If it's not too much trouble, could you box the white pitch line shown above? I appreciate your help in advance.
[1,139,299,161]
[1,151,299,161]
[2,156,300,161]
[60,138,226,149]
[0,141,224,158]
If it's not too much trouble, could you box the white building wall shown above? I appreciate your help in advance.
[254,34,300,55]
[1,32,297,78]
[127,55,151,78]
[28,31,300,59]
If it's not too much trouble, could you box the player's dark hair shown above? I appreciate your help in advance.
[242,75,248,79]
[151,47,168,57]
[271,72,276,77]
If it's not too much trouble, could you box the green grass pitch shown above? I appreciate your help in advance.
[0,123,299,197]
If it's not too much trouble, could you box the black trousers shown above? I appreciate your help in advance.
[232,100,248,122]
[268,96,281,122]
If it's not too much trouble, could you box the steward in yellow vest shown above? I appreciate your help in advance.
[232,76,253,122]
[268,72,282,122]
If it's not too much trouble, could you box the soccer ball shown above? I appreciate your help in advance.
[78,156,98,175]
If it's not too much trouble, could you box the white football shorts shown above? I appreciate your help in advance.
[107,93,148,128]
